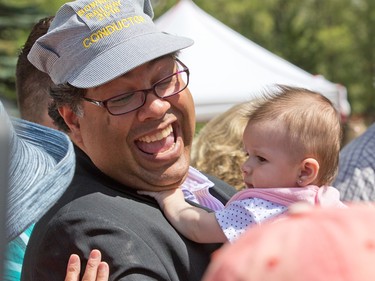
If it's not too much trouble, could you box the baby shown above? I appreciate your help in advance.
[141,85,346,242]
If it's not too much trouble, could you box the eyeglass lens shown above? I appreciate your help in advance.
[106,64,188,115]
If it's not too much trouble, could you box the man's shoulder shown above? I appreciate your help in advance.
[22,180,221,281]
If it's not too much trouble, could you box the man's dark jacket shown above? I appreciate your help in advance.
[21,147,236,281]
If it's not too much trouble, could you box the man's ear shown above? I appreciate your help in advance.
[297,158,319,187]
[58,106,83,146]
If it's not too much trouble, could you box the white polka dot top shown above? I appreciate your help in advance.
[215,198,287,242]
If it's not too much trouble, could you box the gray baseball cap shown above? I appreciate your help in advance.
[28,0,194,88]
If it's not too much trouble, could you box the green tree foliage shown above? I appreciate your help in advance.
[1,0,374,119]
[0,0,65,103]
[153,0,374,120]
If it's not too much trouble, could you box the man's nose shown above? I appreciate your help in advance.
[137,91,171,121]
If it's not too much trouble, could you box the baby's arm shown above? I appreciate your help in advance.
[139,188,227,243]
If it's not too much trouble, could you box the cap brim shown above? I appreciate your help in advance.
[68,32,193,88]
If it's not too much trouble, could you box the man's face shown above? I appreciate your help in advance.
[66,56,196,191]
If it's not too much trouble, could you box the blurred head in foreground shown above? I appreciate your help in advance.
[203,203,375,281]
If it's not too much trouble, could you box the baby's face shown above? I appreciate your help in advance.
[241,121,302,189]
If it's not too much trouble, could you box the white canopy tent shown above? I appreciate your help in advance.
[156,0,350,121]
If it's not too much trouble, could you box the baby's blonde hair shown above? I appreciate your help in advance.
[247,85,342,185]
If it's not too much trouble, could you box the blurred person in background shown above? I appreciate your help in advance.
[15,16,57,129]
[0,100,109,281]
[191,102,257,191]
[334,122,375,202]
[4,16,55,281]
[5,16,108,281]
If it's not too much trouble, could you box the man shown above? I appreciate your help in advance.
[21,0,235,280]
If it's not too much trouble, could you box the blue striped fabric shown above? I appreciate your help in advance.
[334,123,375,202]
[0,100,75,241]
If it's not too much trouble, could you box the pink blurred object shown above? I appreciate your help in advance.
[203,203,375,281]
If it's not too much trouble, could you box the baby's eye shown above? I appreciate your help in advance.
[256,156,267,163]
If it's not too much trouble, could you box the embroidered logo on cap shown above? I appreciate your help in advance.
[77,0,122,21]
[82,16,145,48]
[73,0,147,48]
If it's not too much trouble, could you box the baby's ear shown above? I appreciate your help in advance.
[297,158,319,187]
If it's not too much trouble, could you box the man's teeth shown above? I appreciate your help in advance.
[138,125,173,143]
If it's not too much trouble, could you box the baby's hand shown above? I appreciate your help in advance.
[138,188,184,209]
[137,190,160,199]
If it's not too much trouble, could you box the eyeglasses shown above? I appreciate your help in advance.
[82,59,189,116]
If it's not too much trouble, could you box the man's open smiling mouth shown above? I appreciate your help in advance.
[135,124,176,155]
